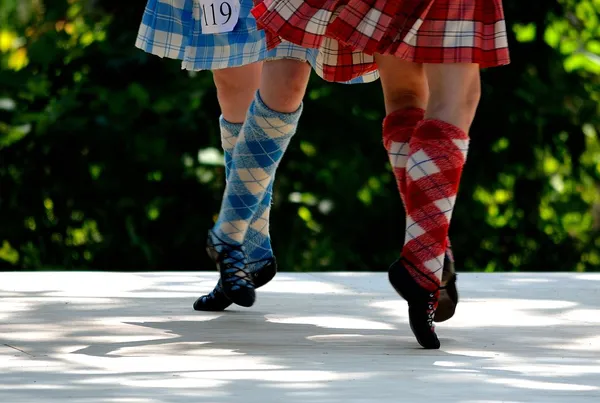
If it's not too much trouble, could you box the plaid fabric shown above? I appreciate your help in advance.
[213,93,300,246]
[383,109,455,286]
[253,0,510,81]
[135,0,379,83]
[220,117,276,265]
[402,119,470,288]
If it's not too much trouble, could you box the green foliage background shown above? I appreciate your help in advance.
[0,0,599,272]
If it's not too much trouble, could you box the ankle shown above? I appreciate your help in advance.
[401,257,441,292]
[211,227,244,248]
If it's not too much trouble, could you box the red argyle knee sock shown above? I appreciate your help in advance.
[401,119,469,290]
[382,108,425,202]
[383,109,454,269]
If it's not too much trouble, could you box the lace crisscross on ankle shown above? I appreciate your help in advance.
[426,292,438,329]
[207,231,253,292]
[201,280,224,303]
[218,247,254,291]
[401,257,441,329]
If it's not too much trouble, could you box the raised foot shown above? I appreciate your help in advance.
[388,258,441,350]
[207,230,255,308]
[193,279,232,312]
[196,236,280,311]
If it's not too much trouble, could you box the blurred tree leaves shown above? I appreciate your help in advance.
[0,0,598,271]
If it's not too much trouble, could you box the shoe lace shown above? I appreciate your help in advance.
[206,231,247,277]
[204,281,223,301]
[202,291,216,303]
[207,232,253,290]
[426,292,438,329]
[401,257,440,329]
[221,248,254,289]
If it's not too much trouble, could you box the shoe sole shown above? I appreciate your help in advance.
[435,273,458,322]
[434,290,457,322]
[193,296,232,312]
[226,292,255,308]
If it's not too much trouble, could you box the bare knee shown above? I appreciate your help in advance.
[427,82,480,132]
[384,89,428,115]
[213,69,257,99]
[425,64,481,132]
[374,55,428,114]
[213,63,262,122]
[260,59,311,113]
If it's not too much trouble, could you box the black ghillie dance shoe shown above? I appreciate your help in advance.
[205,230,255,308]
[388,258,441,349]
[193,257,278,311]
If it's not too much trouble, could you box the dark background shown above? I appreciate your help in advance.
[1,0,599,272]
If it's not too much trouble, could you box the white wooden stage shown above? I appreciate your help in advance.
[1,272,599,402]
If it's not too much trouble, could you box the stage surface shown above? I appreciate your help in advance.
[1,272,599,402]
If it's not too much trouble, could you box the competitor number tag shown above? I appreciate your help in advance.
[199,0,241,34]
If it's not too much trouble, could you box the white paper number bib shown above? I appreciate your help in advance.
[199,0,241,34]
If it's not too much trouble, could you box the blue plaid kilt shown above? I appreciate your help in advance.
[135,0,379,84]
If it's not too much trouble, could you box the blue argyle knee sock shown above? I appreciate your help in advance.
[245,183,275,270]
[213,92,302,261]
[220,116,241,180]
[219,116,277,271]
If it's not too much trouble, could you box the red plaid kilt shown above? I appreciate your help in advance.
[252,0,510,82]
